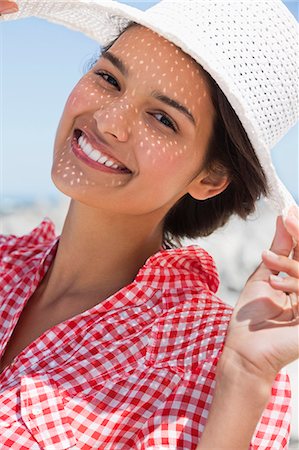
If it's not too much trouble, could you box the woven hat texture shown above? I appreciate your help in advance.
[2,0,298,214]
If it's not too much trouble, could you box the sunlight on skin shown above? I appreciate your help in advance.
[52,25,215,216]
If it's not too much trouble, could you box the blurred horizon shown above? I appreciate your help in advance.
[0,0,298,209]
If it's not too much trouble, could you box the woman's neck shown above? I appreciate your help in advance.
[38,199,164,307]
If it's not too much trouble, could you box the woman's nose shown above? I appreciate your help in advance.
[93,101,134,143]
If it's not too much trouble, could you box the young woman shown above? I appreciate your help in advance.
[0,1,298,449]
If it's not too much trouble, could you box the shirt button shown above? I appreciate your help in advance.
[31,407,42,416]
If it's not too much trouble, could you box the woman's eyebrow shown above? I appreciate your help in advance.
[101,51,195,126]
[101,51,129,77]
[151,91,195,126]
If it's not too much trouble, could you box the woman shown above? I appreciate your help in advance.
[0,1,298,449]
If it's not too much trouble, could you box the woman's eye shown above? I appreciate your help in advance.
[94,71,120,90]
[153,113,177,132]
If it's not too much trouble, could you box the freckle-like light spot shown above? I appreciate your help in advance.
[140,142,144,147]
[71,171,75,175]
[63,174,68,178]
[76,178,80,183]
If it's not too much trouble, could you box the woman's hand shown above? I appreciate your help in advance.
[0,1,18,14]
[220,206,299,383]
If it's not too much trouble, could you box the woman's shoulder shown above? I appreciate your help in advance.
[0,218,57,261]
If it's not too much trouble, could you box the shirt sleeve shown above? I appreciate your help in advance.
[135,367,291,450]
[250,369,291,449]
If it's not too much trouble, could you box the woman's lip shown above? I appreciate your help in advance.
[71,133,132,175]
[77,129,129,170]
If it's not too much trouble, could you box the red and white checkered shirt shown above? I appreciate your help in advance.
[0,219,291,449]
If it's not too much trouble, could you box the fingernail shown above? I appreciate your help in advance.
[263,249,278,259]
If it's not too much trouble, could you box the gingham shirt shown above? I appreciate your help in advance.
[0,219,291,449]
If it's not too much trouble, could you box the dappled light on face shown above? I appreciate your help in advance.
[52,24,215,215]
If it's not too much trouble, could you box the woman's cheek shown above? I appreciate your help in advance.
[64,77,104,114]
[138,131,188,170]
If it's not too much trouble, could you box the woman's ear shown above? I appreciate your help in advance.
[187,163,230,201]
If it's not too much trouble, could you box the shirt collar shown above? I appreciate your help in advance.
[6,218,219,294]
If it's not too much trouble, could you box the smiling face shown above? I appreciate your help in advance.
[52,25,218,221]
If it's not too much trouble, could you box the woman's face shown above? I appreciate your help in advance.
[52,25,216,219]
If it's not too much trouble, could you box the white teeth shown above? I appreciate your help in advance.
[98,155,108,164]
[77,132,124,170]
[89,150,101,161]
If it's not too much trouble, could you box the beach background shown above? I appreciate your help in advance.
[1,0,298,446]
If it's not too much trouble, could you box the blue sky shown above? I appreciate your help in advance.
[0,0,298,202]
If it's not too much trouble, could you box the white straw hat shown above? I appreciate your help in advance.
[2,0,298,215]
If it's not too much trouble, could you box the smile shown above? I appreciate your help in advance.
[71,129,132,174]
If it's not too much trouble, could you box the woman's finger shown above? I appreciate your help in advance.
[0,1,18,14]
[284,206,299,242]
[262,250,299,277]
[269,216,294,258]
[269,274,299,294]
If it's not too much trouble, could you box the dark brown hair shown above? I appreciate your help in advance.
[86,23,268,246]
